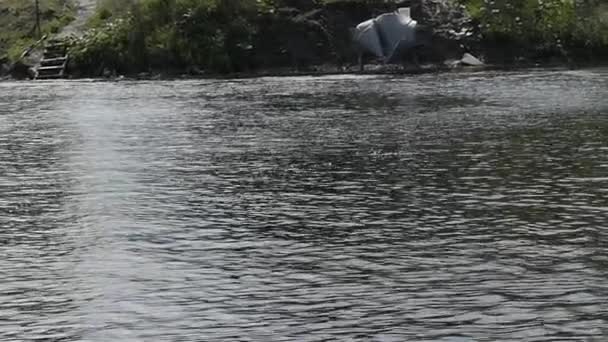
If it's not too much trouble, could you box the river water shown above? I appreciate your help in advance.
[1,69,607,341]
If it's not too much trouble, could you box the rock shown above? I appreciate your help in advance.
[444,53,484,68]
[461,52,484,66]
[0,63,9,77]
[0,56,9,77]
[8,61,35,80]
[444,59,462,68]
[186,66,205,76]
[102,67,114,78]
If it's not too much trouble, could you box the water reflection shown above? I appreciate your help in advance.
[0,92,84,341]
[1,69,607,341]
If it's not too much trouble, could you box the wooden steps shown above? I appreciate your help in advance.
[36,40,69,79]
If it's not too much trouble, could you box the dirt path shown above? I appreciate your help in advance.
[58,0,97,37]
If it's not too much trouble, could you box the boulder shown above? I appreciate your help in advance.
[9,61,35,80]
[0,56,9,77]
[461,52,484,66]
[445,52,485,68]
[0,63,9,77]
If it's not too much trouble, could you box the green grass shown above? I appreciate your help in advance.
[0,0,75,60]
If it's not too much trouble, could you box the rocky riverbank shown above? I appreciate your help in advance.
[2,0,607,80]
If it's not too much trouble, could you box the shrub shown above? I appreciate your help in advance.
[462,0,608,60]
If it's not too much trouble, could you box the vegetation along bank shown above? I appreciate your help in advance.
[1,0,607,78]
[0,0,73,66]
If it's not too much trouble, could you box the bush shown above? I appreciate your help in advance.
[462,0,608,61]
[69,17,138,75]
[69,0,335,75]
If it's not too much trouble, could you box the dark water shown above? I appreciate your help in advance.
[1,69,607,341]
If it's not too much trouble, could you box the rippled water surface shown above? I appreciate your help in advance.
[1,69,608,341]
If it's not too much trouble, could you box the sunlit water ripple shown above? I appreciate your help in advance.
[1,69,607,341]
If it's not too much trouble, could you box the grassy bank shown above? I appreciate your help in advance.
[0,0,75,61]
[70,0,607,77]
[6,0,604,76]
[69,0,432,76]
[465,0,608,63]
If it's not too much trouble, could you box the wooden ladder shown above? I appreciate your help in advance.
[36,40,68,79]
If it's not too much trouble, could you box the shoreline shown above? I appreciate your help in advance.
[2,61,606,82]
